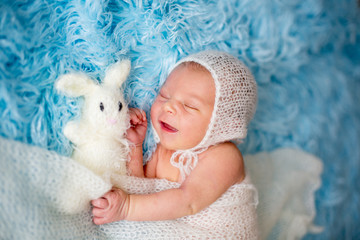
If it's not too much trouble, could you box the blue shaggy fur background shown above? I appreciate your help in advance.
[0,0,359,239]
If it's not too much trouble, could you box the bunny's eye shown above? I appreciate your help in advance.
[100,102,104,112]
[118,101,123,112]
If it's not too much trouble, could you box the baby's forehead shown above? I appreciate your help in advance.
[165,64,213,87]
[161,65,215,100]
[179,61,209,73]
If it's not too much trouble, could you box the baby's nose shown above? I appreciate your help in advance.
[163,101,176,115]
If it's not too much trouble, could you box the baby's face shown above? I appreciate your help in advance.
[151,64,215,151]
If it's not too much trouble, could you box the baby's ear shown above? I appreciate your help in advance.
[56,73,97,97]
[103,59,131,88]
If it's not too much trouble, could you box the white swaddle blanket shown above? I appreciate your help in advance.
[0,137,322,239]
[105,174,258,239]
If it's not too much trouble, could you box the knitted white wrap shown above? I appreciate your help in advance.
[106,174,259,239]
[153,51,257,180]
[0,137,322,240]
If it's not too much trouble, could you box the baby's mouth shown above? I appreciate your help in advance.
[160,121,178,133]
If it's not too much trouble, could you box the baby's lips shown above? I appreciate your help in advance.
[160,121,178,132]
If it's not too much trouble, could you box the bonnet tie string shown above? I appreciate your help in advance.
[170,148,207,183]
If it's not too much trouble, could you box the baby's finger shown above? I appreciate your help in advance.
[92,207,107,218]
[129,108,146,124]
[93,216,106,225]
[141,110,147,121]
[134,109,145,121]
[91,198,109,209]
[129,109,141,123]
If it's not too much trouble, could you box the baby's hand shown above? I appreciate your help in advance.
[126,108,148,146]
[91,188,130,225]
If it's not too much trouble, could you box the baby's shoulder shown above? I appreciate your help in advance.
[199,142,245,183]
[200,142,244,168]
[204,142,243,159]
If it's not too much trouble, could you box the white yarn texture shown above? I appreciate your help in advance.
[106,174,259,239]
[0,137,258,239]
[0,137,322,240]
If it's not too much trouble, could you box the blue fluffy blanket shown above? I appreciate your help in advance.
[0,0,359,239]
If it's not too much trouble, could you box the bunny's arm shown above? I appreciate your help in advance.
[63,121,83,145]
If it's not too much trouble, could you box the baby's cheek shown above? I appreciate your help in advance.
[150,104,161,126]
[150,103,157,120]
[183,120,206,144]
[190,116,208,132]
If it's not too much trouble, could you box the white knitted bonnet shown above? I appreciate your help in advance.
[152,50,257,181]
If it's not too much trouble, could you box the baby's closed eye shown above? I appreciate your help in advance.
[159,91,170,100]
[184,103,199,111]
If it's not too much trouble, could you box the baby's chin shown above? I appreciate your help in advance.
[158,138,203,152]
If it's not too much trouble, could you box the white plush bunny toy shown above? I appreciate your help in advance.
[56,60,131,178]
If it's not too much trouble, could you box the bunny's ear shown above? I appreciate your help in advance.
[103,59,131,88]
[55,73,97,97]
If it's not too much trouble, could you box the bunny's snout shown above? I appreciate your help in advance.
[107,119,118,125]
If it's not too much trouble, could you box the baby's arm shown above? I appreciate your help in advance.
[126,108,147,177]
[92,142,244,223]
